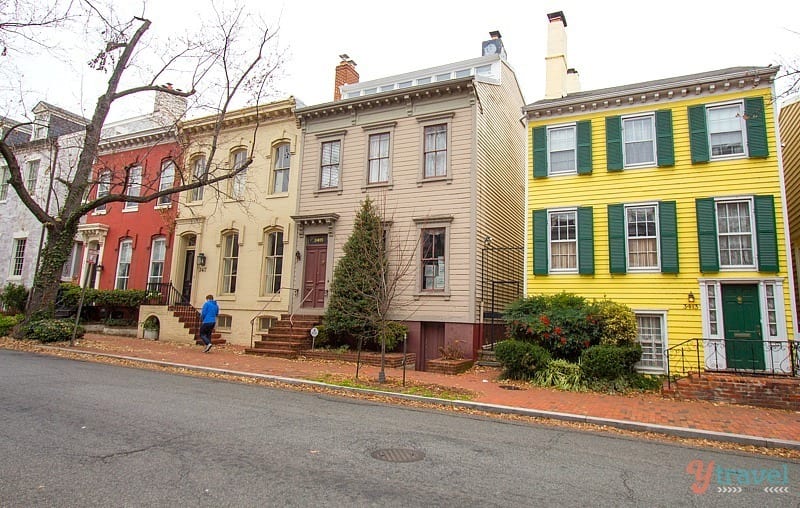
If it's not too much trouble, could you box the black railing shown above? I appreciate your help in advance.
[666,338,798,388]
[145,283,189,307]
[480,245,524,349]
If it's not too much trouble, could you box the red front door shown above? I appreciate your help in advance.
[303,235,327,308]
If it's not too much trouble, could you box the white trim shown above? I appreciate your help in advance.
[624,202,661,272]
[546,122,577,176]
[706,100,748,160]
[546,208,578,274]
[621,112,656,169]
[634,310,668,374]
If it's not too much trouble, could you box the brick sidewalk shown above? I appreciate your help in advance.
[23,334,800,447]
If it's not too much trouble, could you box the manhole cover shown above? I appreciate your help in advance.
[370,448,425,463]
[499,385,522,390]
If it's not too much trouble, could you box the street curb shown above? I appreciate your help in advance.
[41,345,800,451]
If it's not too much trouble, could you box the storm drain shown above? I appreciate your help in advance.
[370,448,425,463]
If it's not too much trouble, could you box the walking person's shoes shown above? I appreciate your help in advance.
[203,343,213,353]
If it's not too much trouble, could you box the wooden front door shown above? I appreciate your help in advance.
[419,322,445,371]
[181,249,194,304]
[722,284,765,370]
[303,235,327,308]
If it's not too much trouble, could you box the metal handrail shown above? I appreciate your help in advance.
[145,282,187,307]
[249,291,283,348]
[289,288,316,327]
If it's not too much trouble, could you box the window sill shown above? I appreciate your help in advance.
[264,193,289,200]
[92,210,108,216]
[216,295,236,302]
[361,182,393,192]
[184,201,203,207]
[416,175,451,186]
[314,187,343,196]
[154,203,172,210]
[413,290,451,300]
[122,207,138,213]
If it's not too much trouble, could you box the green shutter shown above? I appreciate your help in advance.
[745,97,769,158]
[659,201,679,273]
[688,105,709,163]
[605,116,623,171]
[576,120,592,175]
[607,204,626,273]
[655,110,675,167]
[754,195,779,272]
[533,127,548,178]
[695,198,719,272]
[577,207,594,274]
[533,209,548,275]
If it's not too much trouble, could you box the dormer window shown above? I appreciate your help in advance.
[32,122,48,141]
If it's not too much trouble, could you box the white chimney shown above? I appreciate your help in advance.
[544,11,574,99]
[566,68,581,95]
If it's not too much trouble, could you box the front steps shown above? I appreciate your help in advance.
[244,314,319,359]
[169,304,224,345]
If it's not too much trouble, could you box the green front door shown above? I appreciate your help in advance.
[721,284,765,370]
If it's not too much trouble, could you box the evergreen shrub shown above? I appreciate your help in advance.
[494,339,551,380]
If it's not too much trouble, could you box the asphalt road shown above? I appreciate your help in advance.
[0,349,797,507]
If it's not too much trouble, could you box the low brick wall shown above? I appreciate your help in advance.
[300,350,416,370]
[665,373,800,410]
[426,359,474,375]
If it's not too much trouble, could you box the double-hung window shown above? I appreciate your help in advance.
[421,228,446,290]
[626,205,659,270]
[273,143,290,194]
[423,124,447,178]
[230,149,247,200]
[148,237,166,286]
[533,207,595,275]
[688,98,768,163]
[608,202,678,274]
[222,232,239,294]
[707,104,745,157]
[123,166,142,210]
[0,165,9,200]
[548,126,576,175]
[11,238,26,277]
[190,156,207,201]
[368,133,390,184]
[549,210,577,272]
[157,160,175,206]
[95,171,111,212]
[115,239,132,289]
[320,140,340,189]
[25,160,39,193]
[622,115,655,167]
[263,231,283,294]
[716,199,754,268]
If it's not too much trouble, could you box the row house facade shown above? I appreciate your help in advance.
[0,102,87,290]
[292,38,526,369]
[525,58,792,373]
[159,98,301,344]
[778,97,800,318]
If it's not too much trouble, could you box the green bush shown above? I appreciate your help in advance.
[58,283,148,308]
[0,314,23,337]
[580,344,642,381]
[494,340,551,380]
[380,321,408,351]
[594,299,637,346]
[18,319,84,343]
[0,283,28,314]
[534,359,585,391]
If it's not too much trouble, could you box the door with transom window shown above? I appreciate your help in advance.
[302,235,327,308]
[721,284,764,370]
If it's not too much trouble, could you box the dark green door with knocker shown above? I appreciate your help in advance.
[721,284,765,370]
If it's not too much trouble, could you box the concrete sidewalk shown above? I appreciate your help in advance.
[8,333,800,450]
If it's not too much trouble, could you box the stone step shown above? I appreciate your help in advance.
[252,340,309,351]
[244,348,299,359]
[262,330,314,340]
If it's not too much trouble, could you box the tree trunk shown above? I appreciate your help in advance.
[22,222,77,324]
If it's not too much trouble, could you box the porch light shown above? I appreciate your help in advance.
[197,253,206,267]
[687,291,695,303]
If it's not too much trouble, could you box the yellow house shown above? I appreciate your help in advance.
[163,98,301,346]
[524,19,793,375]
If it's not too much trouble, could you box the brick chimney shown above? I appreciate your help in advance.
[334,54,359,101]
[545,11,578,99]
[153,83,188,125]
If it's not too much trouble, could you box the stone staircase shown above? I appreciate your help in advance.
[476,346,500,367]
[244,314,319,359]
[169,304,225,345]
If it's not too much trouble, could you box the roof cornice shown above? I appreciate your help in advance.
[179,98,297,134]
[98,125,176,153]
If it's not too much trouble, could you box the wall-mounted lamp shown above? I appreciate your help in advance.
[687,291,695,303]
[197,253,206,267]
[95,264,104,273]
[295,250,302,261]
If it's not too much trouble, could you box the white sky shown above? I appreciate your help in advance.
[6,0,800,121]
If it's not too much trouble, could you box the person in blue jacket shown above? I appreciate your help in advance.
[199,294,219,353]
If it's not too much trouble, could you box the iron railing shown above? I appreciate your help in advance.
[145,283,189,307]
[480,245,524,349]
[666,338,798,388]
[249,291,283,348]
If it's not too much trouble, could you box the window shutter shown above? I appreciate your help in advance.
[576,120,592,175]
[607,204,626,273]
[745,97,769,158]
[754,195,779,272]
[577,206,594,274]
[655,110,675,167]
[533,127,548,178]
[605,116,623,171]
[695,198,719,272]
[658,201,679,273]
[533,209,548,275]
[688,105,709,163]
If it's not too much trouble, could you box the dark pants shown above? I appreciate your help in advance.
[199,323,215,346]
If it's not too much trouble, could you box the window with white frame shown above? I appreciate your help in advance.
[626,205,659,270]
[148,237,166,286]
[263,230,283,295]
[222,232,239,294]
[115,239,133,289]
[707,103,745,157]
[230,149,247,199]
[11,238,26,277]
[217,314,232,330]
[549,210,577,271]
[368,132,390,184]
[258,316,276,331]
[95,171,111,212]
[273,143,290,194]
[716,199,754,268]
[635,313,666,373]
[0,165,9,200]
[623,114,655,167]
[190,155,206,201]
[423,124,447,178]
[421,228,446,290]
[548,125,576,175]
[320,140,340,189]
[25,160,39,192]
[157,160,175,205]
[123,166,142,210]
[61,241,83,280]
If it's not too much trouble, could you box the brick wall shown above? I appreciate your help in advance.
[664,373,800,411]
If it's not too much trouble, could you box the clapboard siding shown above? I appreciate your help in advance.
[779,99,800,319]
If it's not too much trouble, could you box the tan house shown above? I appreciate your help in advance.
[779,96,800,317]
[154,98,301,345]
[290,35,526,369]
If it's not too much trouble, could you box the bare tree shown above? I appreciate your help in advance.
[0,0,283,323]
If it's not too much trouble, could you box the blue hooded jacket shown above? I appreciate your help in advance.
[201,299,219,324]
